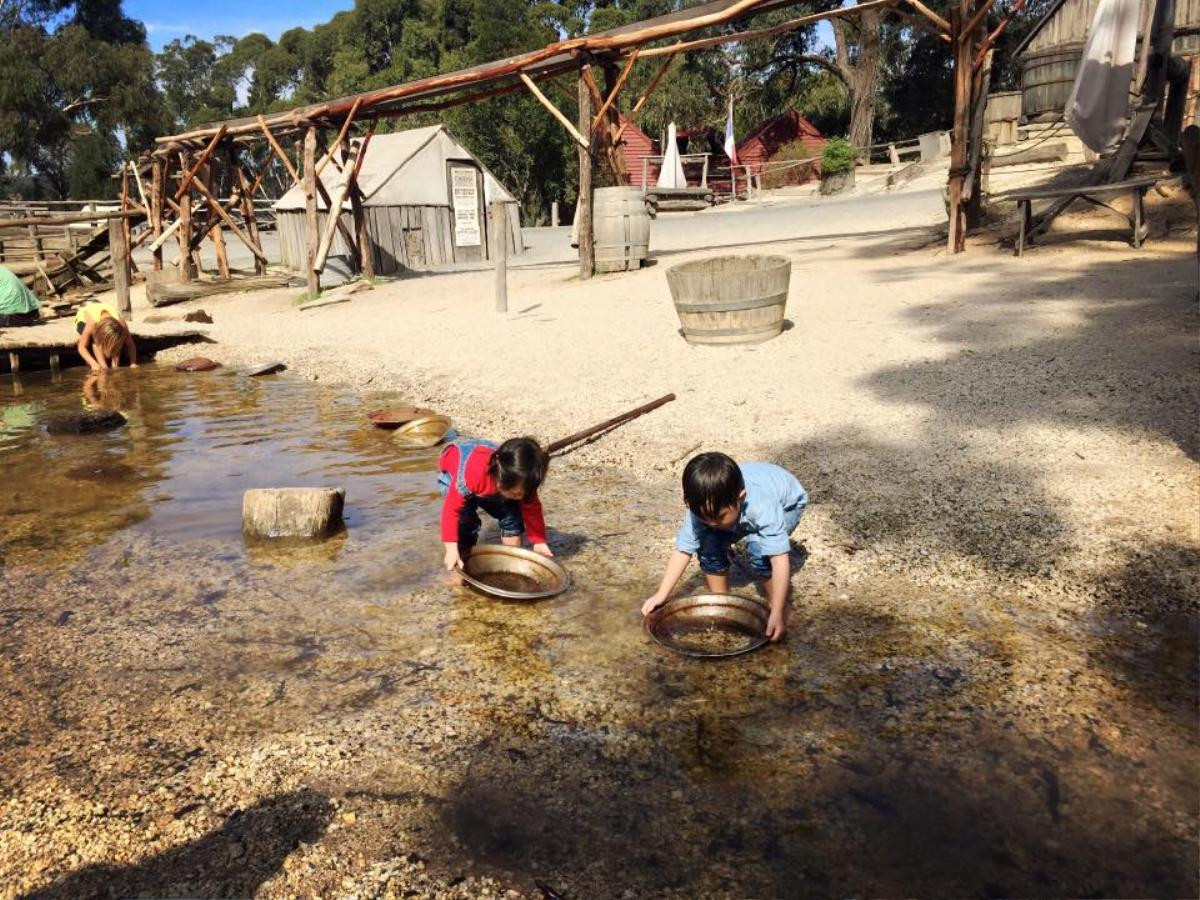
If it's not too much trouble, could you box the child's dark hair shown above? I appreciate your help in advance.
[682,452,744,519]
[489,437,549,500]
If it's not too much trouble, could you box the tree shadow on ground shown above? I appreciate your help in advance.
[21,788,333,900]
[419,598,1195,898]
[865,252,1199,460]
[1084,540,1200,725]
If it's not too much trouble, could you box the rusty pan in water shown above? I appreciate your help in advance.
[460,544,570,600]
[392,414,452,448]
[367,406,436,428]
[644,593,770,658]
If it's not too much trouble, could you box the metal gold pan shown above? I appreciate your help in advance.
[460,544,571,600]
[644,593,771,658]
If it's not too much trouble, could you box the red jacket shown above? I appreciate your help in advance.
[439,443,547,544]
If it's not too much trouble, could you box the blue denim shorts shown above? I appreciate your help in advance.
[694,506,803,579]
[437,472,524,549]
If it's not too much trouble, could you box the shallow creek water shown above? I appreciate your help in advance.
[1,366,1196,898]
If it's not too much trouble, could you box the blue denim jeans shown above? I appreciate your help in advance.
[695,514,801,579]
[437,471,524,551]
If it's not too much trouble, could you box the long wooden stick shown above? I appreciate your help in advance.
[640,0,902,57]
[258,115,302,186]
[547,393,676,454]
[174,125,227,200]
[960,0,998,41]
[247,145,278,198]
[592,48,640,133]
[313,142,361,272]
[315,97,362,177]
[975,0,1028,64]
[520,74,589,148]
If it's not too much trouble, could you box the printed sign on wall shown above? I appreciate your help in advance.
[450,165,481,247]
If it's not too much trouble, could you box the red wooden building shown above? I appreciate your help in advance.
[619,115,660,188]
[737,110,825,185]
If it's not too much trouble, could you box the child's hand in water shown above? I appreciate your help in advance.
[532,542,553,558]
[443,545,461,571]
[641,593,668,616]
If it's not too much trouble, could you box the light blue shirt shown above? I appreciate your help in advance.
[675,462,807,557]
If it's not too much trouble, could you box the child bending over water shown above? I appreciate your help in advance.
[75,301,137,370]
[437,436,552,571]
[642,452,807,641]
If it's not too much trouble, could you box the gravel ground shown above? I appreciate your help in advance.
[3,185,1197,898]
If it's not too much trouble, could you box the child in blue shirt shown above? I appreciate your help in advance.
[642,452,807,641]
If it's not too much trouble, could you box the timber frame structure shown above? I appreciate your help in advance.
[145,0,1111,293]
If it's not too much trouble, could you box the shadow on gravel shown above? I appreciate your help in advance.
[21,789,333,900]
[420,597,1196,898]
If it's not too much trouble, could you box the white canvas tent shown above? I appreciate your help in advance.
[275,124,524,274]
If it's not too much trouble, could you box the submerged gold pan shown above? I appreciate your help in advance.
[460,544,571,600]
[392,414,452,448]
[644,593,771,658]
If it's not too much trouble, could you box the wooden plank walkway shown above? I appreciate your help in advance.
[0,319,209,374]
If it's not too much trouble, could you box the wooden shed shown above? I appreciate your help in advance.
[737,110,825,186]
[619,115,660,188]
[1014,0,1200,120]
[275,125,523,275]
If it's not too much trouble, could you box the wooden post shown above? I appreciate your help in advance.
[120,165,133,274]
[303,124,320,297]
[232,148,266,276]
[109,217,131,320]
[346,135,375,280]
[492,200,508,313]
[551,200,559,226]
[151,157,164,271]
[946,4,972,253]
[198,160,230,279]
[9,353,19,375]
[965,46,993,230]
[49,353,60,376]
[177,152,197,281]
[577,67,595,280]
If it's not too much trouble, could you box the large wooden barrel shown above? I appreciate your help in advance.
[1021,46,1082,119]
[666,255,791,346]
[593,186,651,273]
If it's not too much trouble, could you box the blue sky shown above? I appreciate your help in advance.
[125,0,354,49]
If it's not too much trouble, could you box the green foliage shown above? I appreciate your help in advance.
[760,138,819,190]
[820,137,855,176]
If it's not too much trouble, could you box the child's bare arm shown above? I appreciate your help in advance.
[77,324,101,370]
[124,332,138,367]
[641,549,692,615]
[764,552,790,640]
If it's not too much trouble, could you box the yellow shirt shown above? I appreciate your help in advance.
[74,301,124,328]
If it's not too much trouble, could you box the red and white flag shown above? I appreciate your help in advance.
[724,99,738,166]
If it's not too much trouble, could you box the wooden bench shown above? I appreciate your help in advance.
[997,175,1162,256]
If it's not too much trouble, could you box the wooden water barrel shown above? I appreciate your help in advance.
[666,255,791,346]
[593,186,651,273]
[1021,45,1082,119]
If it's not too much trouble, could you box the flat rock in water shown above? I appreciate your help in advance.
[175,356,221,372]
[46,411,126,435]
[244,361,286,377]
[242,487,345,539]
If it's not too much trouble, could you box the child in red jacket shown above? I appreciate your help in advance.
[437,436,552,570]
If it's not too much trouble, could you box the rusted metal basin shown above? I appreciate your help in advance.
[460,544,570,600]
[392,414,452,448]
[644,593,770,658]
[367,406,437,428]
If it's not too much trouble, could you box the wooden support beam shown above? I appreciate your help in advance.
[960,0,997,41]
[520,73,589,149]
[258,115,302,187]
[151,157,164,271]
[591,48,639,134]
[303,124,320,297]
[616,53,678,144]
[903,0,951,34]
[177,151,197,280]
[232,148,267,275]
[174,125,227,201]
[247,145,278,198]
[191,177,269,263]
[348,123,377,279]
[492,200,508,313]
[313,141,361,273]
[639,0,905,58]
[202,163,230,279]
[580,65,605,113]
[109,217,131,319]
[577,68,595,280]
[976,0,1028,63]
[315,97,362,177]
[947,3,972,253]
